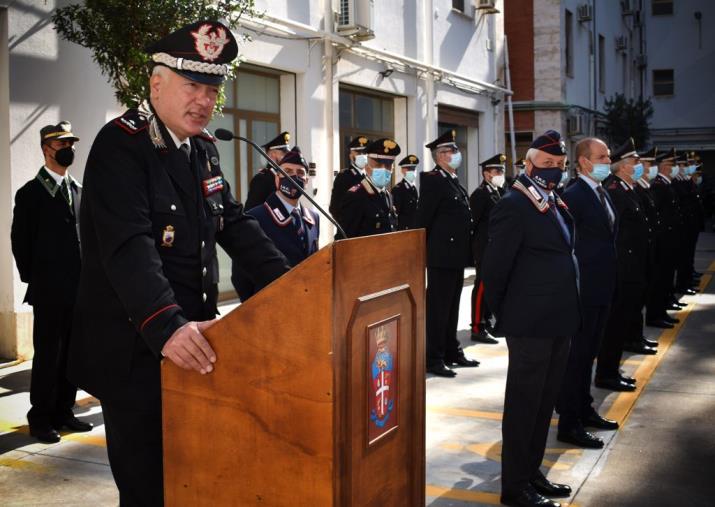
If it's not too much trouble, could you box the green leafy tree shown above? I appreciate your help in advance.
[603,93,654,148]
[52,0,257,109]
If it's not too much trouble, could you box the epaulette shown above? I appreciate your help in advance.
[114,110,148,135]
[512,180,549,213]
[197,129,216,142]
[606,180,619,190]
[348,183,362,193]
[360,179,376,195]
[619,180,631,191]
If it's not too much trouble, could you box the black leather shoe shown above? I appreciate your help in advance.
[582,412,619,430]
[645,320,673,329]
[55,416,93,433]
[623,341,657,355]
[446,355,480,367]
[557,427,604,448]
[29,425,61,443]
[471,329,499,344]
[426,363,457,377]
[666,303,683,311]
[619,374,636,385]
[640,337,658,347]
[677,288,697,296]
[501,487,561,507]
[594,377,636,392]
[531,474,572,498]
[663,315,680,324]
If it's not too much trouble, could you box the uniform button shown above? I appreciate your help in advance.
[450,237,454,242]
[170,204,177,211]
[202,292,207,302]
[202,267,207,276]
[201,241,205,248]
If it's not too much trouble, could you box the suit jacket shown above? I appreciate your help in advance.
[561,177,618,306]
[11,168,82,307]
[416,167,474,269]
[69,104,290,402]
[244,167,276,210]
[469,180,505,267]
[392,179,418,230]
[339,178,396,238]
[482,175,580,338]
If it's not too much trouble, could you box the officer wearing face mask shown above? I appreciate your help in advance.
[469,154,507,344]
[330,136,370,235]
[10,121,92,444]
[339,138,399,238]
[671,152,701,296]
[244,131,292,210]
[392,154,420,230]
[232,147,320,300]
[418,130,478,378]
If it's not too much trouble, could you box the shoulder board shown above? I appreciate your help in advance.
[197,129,216,143]
[620,180,630,191]
[606,180,619,190]
[512,180,549,213]
[348,183,362,193]
[113,110,148,135]
[360,179,376,195]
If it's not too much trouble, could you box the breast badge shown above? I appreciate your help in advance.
[161,225,175,247]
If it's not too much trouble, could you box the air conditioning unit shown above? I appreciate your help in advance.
[336,0,375,41]
[567,113,585,136]
[474,0,499,13]
[615,35,627,52]
[635,54,648,68]
[577,4,593,22]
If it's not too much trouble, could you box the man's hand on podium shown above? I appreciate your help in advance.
[161,320,218,374]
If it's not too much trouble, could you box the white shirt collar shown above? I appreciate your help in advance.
[166,127,190,152]
[578,173,602,192]
[44,166,67,186]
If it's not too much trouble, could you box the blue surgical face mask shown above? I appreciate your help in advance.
[689,165,698,175]
[370,168,392,189]
[448,151,462,170]
[404,171,416,184]
[354,153,368,169]
[670,165,679,178]
[632,163,644,181]
[647,166,658,180]
[590,163,611,182]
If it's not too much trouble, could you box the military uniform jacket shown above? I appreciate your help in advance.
[69,104,290,401]
[244,166,277,210]
[672,176,702,232]
[469,180,505,267]
[392,179,418,230]
[330,165,364,226]
[634,180,659,276]
[416,167,474,269]
[482,175,580,339]
[604,175,649,286]
[650,174,682,241]
[11,168,82,306]
[339,178,396,238]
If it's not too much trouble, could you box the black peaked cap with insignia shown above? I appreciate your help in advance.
[687,151,698,162]
[398,154,420,168]
[426,130,458,150]
[480,153,506,171]
[146,20,238,86]
[348,136,370,151]
[40,121,79,144]
[655,147,676,162]
[262,131,291,151]
[675,151,688,164]
[638,146,658,161]
[611,137,639,161]
[530,130,566,155]
[514,158,526,168]
[278,146,309,170]
[366,138,401,163]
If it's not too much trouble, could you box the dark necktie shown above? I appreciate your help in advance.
[180,142,191,162]
[60,178,72,212]
[291,208,308,254]
[596,186,614,231]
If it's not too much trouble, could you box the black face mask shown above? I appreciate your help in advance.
[278,175,305,199]
[51,146,75,168]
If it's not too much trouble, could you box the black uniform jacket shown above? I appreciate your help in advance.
[69,104,290,401]
[469,180,505,267]
[561,177,618,306]
[244,166,276,210]
[339,178,396,238]
[634,179,659,276]
[482,175,580,339]
[416,167,474,269]
[11,168,82,306]
[604,175,649,286]
[392,179,418,230]
[330,165,364,227]
[650,174,682,245]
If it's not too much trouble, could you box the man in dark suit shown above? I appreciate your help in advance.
[417,130,478,377]
[596,139,650,392]
[483,130,578,507]
[244,131,292,210]
[469,154,507,344]
[10,122,92,444]
[392,154,420,230]
[233,147,320,300]
[330,136,369,233]
[556,137,619,449]
[339,138,399,238]
[68,22,290,505]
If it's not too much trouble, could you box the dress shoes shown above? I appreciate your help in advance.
[55,416,93,433]
[557,427,604,448]
[426,363,457,377]
[619,374,636,385]
[594,377,636,392]
[582,412,619,430]
[471,329,499,344]
[623,341,657,355]
[501,487,561,507]
[640,336,658,347]
[531,474,572,498]
[446,355,480,368]
[662,315,680,324]
[677,288,697,296]
[645,319,673,329]
[29,425,61,444]
[666,303,683,311]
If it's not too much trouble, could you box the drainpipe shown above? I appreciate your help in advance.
[504,35,517,174]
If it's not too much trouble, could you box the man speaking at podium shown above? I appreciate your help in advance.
[68,21,289,505]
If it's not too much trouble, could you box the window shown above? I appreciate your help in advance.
[652,0,673,16]
[598,34,605,93]
[565,9,574,77]
[653,69,674,96]
[339,87,395,168]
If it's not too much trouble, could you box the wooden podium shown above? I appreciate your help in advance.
[162,230,426,506]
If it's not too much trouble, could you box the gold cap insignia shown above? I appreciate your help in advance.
[358,136,368,146]
[409,155,417,163]
[383,139,397,153]
[284,133,290,142]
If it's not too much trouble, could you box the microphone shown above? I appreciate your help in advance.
[214,128,347,240]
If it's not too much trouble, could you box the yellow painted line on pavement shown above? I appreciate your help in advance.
[0,456,50,473]
[428,405,558,426]
[442,442,583,472]
[426,484,580,506]
[606,266,713,425]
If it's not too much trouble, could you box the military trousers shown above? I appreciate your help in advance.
[426,267,465,367]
